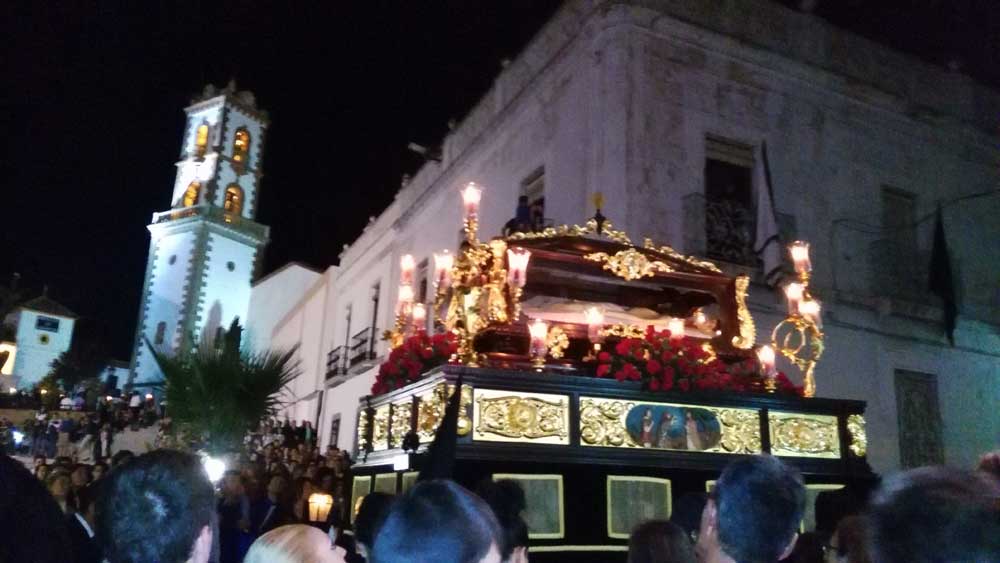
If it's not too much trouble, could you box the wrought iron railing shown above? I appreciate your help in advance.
[326,346,346,379]
[150,204,268,240]
[868,239,930,303]
[683,194,758,267]
[349,328,373,367]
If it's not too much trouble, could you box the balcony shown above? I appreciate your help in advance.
[683,194,759,268]
[349,327,374,367]
[150,204,268,241]
[326,346,346,379]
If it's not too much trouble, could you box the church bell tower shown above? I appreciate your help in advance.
[128,81,270,388]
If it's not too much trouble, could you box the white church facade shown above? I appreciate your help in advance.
[128,82,270,388]
[251,0,1000,474]
[1,294,77,389]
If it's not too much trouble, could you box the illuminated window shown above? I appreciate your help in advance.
[183,182,201,207]
[224,185,244,215]
[154,322,166,345]
[195,124,209,157]
[233,128,250,166]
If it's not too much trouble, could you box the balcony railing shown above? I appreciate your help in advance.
[869,239,930,303]
[683,194,759,268]
[150,204,268,240]
[349,327,374,367]
[326,346,346,379]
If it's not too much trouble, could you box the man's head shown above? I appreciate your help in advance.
[477,480,529,563]
[869,466,1000,563]
[372,480,502,563]
[221,470,243,497]
[699,455,805,563]
[96,450,216,563]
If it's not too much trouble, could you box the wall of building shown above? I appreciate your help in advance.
[12,310,74,388]
[246,264,323,353]
[196,232,260,343]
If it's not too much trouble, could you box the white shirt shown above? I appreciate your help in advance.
[75,512,95,539]
[129,395,141,407]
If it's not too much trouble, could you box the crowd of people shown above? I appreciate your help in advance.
[3,412,999,563]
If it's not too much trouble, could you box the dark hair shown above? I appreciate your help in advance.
[354,492,396,550]
[477,479,529,559]
[714,455,805,563]
[628,520,695,563]
[869,466,1000,563]
[111,450,134,467]
[77,481,99,514]
[96,450,216,563]
[670,492,707,541]
[0,454,74,562]
[371,480,501,563]
[783,531,823,563]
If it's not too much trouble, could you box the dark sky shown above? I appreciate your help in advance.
[4,1,998,360]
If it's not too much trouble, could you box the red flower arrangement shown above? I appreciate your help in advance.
[596,326,803,396]
[371,331,459,396]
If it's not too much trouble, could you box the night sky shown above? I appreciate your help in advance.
[4,1,998,360]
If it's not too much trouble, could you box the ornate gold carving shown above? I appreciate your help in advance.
[371,405,390,451]
[584,249,673,281]
[642,238,722,273]
[578,397,762,454]
[356,409,370,453]
[473,389,570,444]
[847,414,867,457]
[485,239,510,325]
[768,412,840,458]
[390,400,413,448]
[416,383,473,442]
[546,326,570,359]
[506,218,632,245]
[579,399,630,447]
[732,275,756,350]
[599,324,646,340]
[770,315,824,398]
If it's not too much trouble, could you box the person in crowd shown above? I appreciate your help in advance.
[100,422,114,458]
[48,470,74,514]
[670,492,707,545]
[245,523,347,563]
[477,480,530,563]
[628,520,696,563]
[96,449,216,563]
[0,452,74,562]
[92,461,108,481]
[128,391,142,420]
[785,532,824,563]
[258,473,297,534]
[372,480,502,563]
[696,455,805,563]
[353,493,396,560]
[68,482,103,563]
[978,449,1000,484]
[868,466,1000,563]
[111,448,134,467]
[291,476,317,522]
[823,515,871,563]
[218,469,253,563]
[35,461,51,481]
[72,463,93,490]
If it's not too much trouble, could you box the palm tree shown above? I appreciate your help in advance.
[150,319,299,454]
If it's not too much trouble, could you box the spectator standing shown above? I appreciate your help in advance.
[218,470,253,563]
[245,524,347,563]
[68,483,103,563]
[0,453,74,562]
[628,520,696,563]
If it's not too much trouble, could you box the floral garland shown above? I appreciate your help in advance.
[372,331,458,396]
[596,326,803,396]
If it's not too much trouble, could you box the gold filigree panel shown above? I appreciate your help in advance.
[768,412,840,459]
[416,383,473,443]
[371,404,390,452]
[584,249,673,281]
[355,409,370,453]
[473,389,570,445]
[579,397,761,454]
[847,414,867,457]
[390,400,413,448]
[732,275,755,349]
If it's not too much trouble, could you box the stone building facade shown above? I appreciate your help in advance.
[256,0,1000,473]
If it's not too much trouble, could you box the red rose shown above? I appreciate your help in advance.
[661,373,674,391]
[596,364,610,378]
[646,359,662,374]
[615,341,631,356]
[598,351,611,363]
[625,363,641,381]
[678,379,690,391]
[420,347,433,360]
[614,370,626,382]
[661,350,675,363]
[649,378,661,391]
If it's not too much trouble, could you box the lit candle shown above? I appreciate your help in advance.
[461,182,483,222]
[308,493,334,523]
[528,318,549,362]
[506,247,531,288]
[433,251,453,290]
[668,318,685,342]
[398,284,414,305]
[400,254,416,286]
[757,345,776,376]
[145,393,153,401]
[584,306,605,343]
[784,282,804,315]
[799,299,822,329]
[412,302,427,330]
[789,241,812,275]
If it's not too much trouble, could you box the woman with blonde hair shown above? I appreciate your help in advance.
[245,524,347,563]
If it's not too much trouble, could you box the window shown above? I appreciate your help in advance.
[369,284,380,359]
[154,322,166,345]
[874,187,921,298]
[232,128,250,169]
[224,185,244,215]
[416,260,429,304]
[328,414,341,448]
[226,261,235,272]
[703,135,755,265]
[168,255,177,265]
[895,369,943,467]
[35,316,60,332]
[183,182,201,207]
[522,167,546,231]
[194,124,209,157]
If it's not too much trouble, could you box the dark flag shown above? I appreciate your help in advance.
[928,206,957,345]
[418,374,463,481]
[754,141,783,287]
